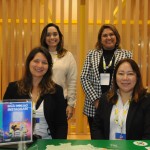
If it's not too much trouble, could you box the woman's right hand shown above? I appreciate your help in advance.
[94,99,99,109]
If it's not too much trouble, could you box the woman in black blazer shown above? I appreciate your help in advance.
[91,58,150,140]
[3,47,68,139]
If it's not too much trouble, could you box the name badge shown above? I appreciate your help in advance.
[35,118,40,123]
[100,73,110,85]
[115,133,126,140]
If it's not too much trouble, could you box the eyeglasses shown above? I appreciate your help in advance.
[102,33,115,38]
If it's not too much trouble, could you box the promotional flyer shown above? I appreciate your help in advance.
[0,100,32,145]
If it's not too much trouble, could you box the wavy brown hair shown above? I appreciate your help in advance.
[95,24,121,50]
[40,23,67,58]
[17,46,56,95]
[107,58,147,104]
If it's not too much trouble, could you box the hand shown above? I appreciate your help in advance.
[66,105,74,120]
[94,99,99,109]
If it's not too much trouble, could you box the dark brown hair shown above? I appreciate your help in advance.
[17,46,55,95]
[95,24,121,50]
[40,23,67,58]
[107,58,147,103]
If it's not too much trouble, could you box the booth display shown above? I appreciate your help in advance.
[28,139,150,150]
[0,99,150,150]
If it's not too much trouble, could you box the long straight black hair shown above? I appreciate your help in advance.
[107,58,147,104]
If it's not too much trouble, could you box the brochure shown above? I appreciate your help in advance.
[0,99,32,145]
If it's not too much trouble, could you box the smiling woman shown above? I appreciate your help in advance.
[3,46,68,139]
[116,62,137,100]
[29,52,48,79]
[101,29,116,50]
[45,27,60,51]
[40,23,77,121]
[80,24,132,138]
[92,58,150,140]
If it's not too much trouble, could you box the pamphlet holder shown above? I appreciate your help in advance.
[18,142,27,150]
[18,132,27,150]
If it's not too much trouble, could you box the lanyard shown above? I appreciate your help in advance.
[103,55,114,72]
[114,100,130,133]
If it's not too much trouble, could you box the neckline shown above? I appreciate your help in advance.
[117,90,132,105]
[49,51,57,54]
[29,91,40,104]
[103,48,116,54]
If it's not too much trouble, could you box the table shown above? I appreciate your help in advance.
[27,139,150,150]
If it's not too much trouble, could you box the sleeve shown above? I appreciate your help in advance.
[119,49,132,59]
[91,95,107,139]
[52,85,68,139]
[114,49,133,66]
[142,94,150,139]
[66,52,77,107]
[80,51,99,103]
[3,82,17,99]
[125,50,133,59]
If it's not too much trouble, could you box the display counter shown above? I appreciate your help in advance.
[27,139,150,150]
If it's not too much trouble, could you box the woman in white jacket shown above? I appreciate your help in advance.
[40,23,77,120]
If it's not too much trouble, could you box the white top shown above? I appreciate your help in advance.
[33,101,52,139]
[109,93,130,140]
[50,51,77,107]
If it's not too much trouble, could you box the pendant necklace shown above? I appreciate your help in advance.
[29,91,40,104]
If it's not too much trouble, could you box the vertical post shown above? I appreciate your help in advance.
[76,0,86,134]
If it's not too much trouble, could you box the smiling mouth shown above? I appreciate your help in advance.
[35,69,44,72]
[106,42,113,44]
[121,83,130,86]
[50,41,56,43]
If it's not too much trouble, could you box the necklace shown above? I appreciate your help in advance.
[114,99,130,134]
[103,55,114,72]
[29,91,40,104]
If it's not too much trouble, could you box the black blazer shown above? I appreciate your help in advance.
[3,81,68,139]
[91,92,150,140]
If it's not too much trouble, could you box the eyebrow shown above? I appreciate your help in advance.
[47,31,58,33]
[117,70,135,73]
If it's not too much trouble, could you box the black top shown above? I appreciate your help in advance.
[91,92,150,140]
[99,48,115,94]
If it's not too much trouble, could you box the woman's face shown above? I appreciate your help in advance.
[101,28,117,50]
[46,26,60,51]
[116,62,137,94]
[29,52,48,79]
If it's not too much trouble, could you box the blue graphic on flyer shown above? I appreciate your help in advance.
[0,101,32,145]
[0,103,3,143]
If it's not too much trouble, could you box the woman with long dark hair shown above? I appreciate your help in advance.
[92,58,150,140]
[3,46,68,139]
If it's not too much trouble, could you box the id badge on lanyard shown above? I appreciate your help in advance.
[115,132,126,140]
[100,73,110,85]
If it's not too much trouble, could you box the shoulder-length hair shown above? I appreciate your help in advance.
[107,58,147,104]
[95,24,121,50]
[17,46,55,95]
[40,23,67,58]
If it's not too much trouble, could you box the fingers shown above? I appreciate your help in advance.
[66,105,74,120]
[67,113,73,120]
